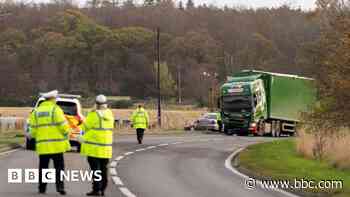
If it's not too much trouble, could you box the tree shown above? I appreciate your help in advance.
[144,0,154,6]
[186,0,194,9]
[87,0,101,8]
[178,1,184,10]
[0,2,321,102]
[123,0,135,7]
[154,62,177,98]
[309,0,350,127]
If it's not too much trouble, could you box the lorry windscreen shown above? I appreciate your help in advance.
[222,96,252,113]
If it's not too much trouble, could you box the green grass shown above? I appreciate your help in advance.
[0,131,24,150]
[238,139,350,197]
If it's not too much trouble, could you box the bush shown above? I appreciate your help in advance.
[110,100,134,109]
[0,98,34,107]
[195,98,208,108]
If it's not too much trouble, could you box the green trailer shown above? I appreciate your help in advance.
[220,70,316,136]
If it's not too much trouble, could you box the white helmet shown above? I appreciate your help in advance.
[42,90,58,99]
[96,94,107,104]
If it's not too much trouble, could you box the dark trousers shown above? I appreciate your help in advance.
[87,157,109,193]
[136,128,145,143]
[39,153,65,192]
[218,120,223,132]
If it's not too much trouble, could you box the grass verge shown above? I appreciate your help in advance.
[0,131,24,151]
[238,139,350,197]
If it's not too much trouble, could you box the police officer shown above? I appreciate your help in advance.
[79,95,114,196]
[131,104,149,144]
[28,90,71,195]
[217,112,223,132]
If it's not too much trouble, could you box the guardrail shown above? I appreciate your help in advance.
[114,119,132,130]
[0,117,25,132]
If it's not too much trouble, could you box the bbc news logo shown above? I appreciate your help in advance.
[8,169,102,183]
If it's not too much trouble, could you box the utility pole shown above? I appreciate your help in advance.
[156,27,162,127]
[177,65,182,104]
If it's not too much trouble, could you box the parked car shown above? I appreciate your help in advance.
[185,112,221,131]
[25,94,84,152]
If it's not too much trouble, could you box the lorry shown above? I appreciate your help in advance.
[219,70,316,136]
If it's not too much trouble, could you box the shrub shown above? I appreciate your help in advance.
[0,98,33,107]
[110,100,134,109]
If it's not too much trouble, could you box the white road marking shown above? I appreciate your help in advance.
[119,187,136,197]
[225,148,299,197]
[110,168,117,176]
[110,161,118,167]
[146,146,156,149]
[115,156,124,161]
[112,176,123,185]
[0,147,20,156]
[115,137,235,197]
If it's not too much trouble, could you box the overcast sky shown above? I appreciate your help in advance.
[192,0,316,10]
[13,0,317,10]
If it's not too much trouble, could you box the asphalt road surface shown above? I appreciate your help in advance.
[0,133,292,197]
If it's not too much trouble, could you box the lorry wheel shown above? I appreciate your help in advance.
[276,131,281,137]
[237,130,248,136]
[274,121,281,137]
[224,128,233,135]
[271,121,281,138]
[257,120,265,136]
[271,127,276,137]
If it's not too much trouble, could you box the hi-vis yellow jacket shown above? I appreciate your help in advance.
[29,100,71,155]
[80,109,114,159]
[131,107,149,129]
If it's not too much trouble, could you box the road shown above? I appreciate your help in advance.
[0,133,291,197]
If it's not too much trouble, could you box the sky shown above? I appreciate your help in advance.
[5,0,317,10]
[192,0,316,10]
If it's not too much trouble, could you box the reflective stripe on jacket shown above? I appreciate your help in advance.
[80,109,114,159]
[131,107,149,129]
[29,100,71,155]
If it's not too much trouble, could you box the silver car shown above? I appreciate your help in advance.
[193,113,220,131]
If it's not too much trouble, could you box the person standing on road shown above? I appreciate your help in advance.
[79,95,114,196]
[217,112,223,132]
[28,90,71,195]
[131,104,149,144]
